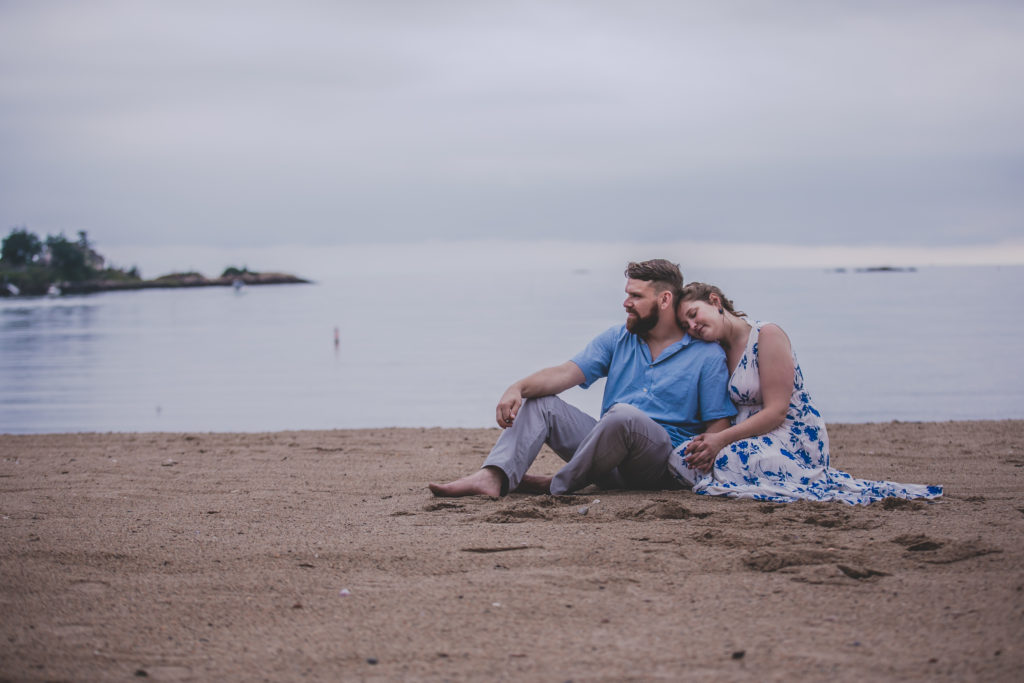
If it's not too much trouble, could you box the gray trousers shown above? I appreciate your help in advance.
[481,395,682,495]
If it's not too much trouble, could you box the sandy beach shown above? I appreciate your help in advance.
[1,420,1022,681]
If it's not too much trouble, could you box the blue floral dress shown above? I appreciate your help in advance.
[667,321,943,505]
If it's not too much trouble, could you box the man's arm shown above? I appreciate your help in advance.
[678,345,739,473]
[496,361,585,428]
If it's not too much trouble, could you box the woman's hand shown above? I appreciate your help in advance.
[683,431,728,473]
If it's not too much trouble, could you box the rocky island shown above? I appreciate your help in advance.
[1,228,310,297]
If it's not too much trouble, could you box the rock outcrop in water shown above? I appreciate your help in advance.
[1,227,310,296]
[60,270,310,295]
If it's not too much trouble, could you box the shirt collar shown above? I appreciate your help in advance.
[636,331,694,364]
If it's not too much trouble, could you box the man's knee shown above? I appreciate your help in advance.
[518,394,564,419]
[524,395,560,410]
[598,404,670,451]
[601,403,648,429]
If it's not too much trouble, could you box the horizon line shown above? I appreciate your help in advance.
[99,238,1024,276]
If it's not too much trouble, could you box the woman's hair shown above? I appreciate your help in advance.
[678,282,746,318]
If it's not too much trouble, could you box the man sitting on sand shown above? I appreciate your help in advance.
[429,259,737,498]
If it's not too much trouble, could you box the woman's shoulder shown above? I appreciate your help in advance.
[753,322,793,352]
[755,321,784,336]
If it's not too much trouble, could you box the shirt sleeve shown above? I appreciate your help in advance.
[570,325,619,389]
[697,345,738,421]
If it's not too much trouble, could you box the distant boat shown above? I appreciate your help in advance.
[4,282,19,296]
[232,278,245,292]
[46,284,62,297]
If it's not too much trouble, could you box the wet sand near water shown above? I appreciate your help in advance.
[1,420,1022,681]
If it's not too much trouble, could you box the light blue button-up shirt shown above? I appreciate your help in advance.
[571,324,736,447]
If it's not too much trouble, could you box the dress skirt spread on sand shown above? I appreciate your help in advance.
[667,321,943,505]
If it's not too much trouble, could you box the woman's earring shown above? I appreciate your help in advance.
[718,307,723,314]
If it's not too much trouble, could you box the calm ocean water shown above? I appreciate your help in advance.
[2,245,1022,434]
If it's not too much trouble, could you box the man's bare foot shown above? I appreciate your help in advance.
[428,467,504,498]
[515,473,552,494]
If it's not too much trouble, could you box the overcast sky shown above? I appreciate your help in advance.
[1,0,1022,252]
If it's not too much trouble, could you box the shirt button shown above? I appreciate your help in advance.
[643,388,648,392]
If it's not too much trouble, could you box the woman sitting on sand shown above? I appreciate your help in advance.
[670,282,942,505]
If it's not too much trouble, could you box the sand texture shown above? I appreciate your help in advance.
[1,420,1022,681]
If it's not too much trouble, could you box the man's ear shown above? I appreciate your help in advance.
[660,290,673,309]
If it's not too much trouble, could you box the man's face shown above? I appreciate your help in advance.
[623,279,660,335]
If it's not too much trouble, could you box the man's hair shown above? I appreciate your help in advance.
[624,259,684,300]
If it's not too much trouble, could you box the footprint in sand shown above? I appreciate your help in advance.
[788,564,889,584]
[550,495,589,505]
[923,541,1000,564]
[743,549,833,572]
[836,564,890,580]
[796,508,879,530]
[891,534,943,551]
[881,498,926,511]
[616,500,712,520]
[483,503,553,523]
[692,528,755,550]
[801,511,851,528]
[891,534,1000,563]
[423,501,467,512]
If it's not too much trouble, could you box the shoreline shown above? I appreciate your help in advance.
[0,416,1015,437]
[1,420,1021,680]
[1,271,311,298]
[58,271,311,295]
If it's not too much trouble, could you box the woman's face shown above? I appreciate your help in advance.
[678,298,722,342]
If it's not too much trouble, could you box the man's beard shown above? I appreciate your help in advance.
[626,307,659,336]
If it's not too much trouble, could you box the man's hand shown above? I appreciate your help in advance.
[683,430,728,473]
[496,386,523,428]
[494,362,585,429]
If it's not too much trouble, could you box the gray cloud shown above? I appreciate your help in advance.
[1,1,1022,248]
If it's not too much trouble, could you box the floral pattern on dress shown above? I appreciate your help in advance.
[667,321,943,505]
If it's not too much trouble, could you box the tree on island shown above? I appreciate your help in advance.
[221,266,252,278]
[1,227,140,296]
[45,231,105,281]
[0,227,43,266]
[2,226,307,296]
